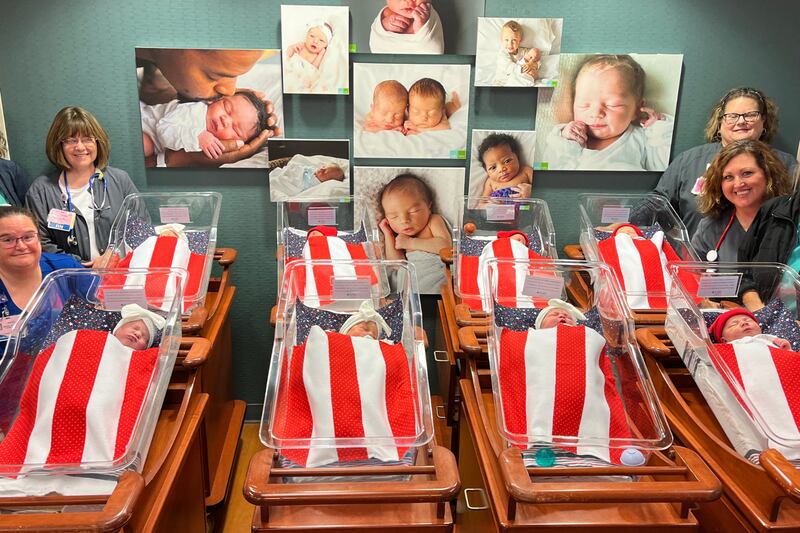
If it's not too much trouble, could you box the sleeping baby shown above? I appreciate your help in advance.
[112,303,167,350]
[709,308,791,350]
[284,20,334,92]
[141,90,267,161]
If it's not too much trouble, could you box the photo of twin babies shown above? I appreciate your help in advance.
[475,18,563,87]
[535,53,683,171]
[353,63,470,159]
[280,5,349,95]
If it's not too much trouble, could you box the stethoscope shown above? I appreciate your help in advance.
[706,209,736,262]
[61,169,108,247]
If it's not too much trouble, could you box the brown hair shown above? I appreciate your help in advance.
[408,78,445,106]
[373,80,408,104]
[45,107,110,171]
[0,206,38,226]
[698,139,790,218]
[572,54,646,103]
[703,87,779,143]
[379,174,435,213]
[502,20,523,34]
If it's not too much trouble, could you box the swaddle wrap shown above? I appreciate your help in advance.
[369,5,444,54]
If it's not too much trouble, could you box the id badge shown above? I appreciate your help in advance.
[47,208,76,231]
[691,177,705,195]
[0,315,19,337]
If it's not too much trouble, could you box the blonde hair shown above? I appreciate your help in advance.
[45,107,110,171]
[703,87,779,143]
[698,139,790,218]
[502,20,523,35]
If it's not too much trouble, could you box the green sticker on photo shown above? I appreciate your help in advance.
[450,149,467,159]
[533,162,549,170]
[338,87,350,95]
[349,43,357,53]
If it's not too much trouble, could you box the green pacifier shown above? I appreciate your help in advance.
[534,447,556,467]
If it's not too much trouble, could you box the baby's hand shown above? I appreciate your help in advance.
[394,233,413,250]
[382,11,412,33]
[199,131,225,159]
[403,120,421,135]
[640,102,664,127]
[773,337,792,351]
[445,90,461,117]
[288,43,304,58]
[379,218,395,236]
[561,121,588,147]
[411,2,431,32]
[511,183,532,198]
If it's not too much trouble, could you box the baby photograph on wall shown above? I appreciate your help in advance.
[469,129,536,199]
[268,138,350,201]
[354,166,464,294]
[342,0,484,55]
[280,5,349,95]
[0,92,9,160]
[353,63,471,159]
[475,18,563,87]
[135,47,284,169]
[534,53,683,172]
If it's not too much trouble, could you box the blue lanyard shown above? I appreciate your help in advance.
[62,170,107,213]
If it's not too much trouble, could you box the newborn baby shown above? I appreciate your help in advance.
[710,308,791,350]
[535,298,586,329]
[364,80,409,133]
[404,78,450,134]
[338,300,392,340]
[112,303,167,350]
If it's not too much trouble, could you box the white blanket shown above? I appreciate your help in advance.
[369,6,444,54]
[269,154,349,201]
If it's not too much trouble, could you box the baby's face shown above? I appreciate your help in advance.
[572,66,640,142]
[539,309,576,329]
[382,190,432,237]
[615,225,640,238]
[345,320,379,339]
[509,234,527,245]
[408,93,444,129]
[501,27,522,54]
[482,144,521,184]
[307,230,325,239]
[114,319,150,350]
[205,94,259,141]
[370,94,407,129]
[305,26,329,54]
[386,0,423,17]
[721,315,762,342]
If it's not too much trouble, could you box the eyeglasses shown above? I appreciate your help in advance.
[721,111,761,125]
[62,136,96,147]
[0,233,38,248]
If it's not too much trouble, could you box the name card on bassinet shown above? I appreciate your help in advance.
[485,204,516,222]
[332,278,372,300]
[521,274,565,299]
[159,206,191,224]
[102,288,148,311]
[696,273,742,298]
[307,207,337,226]
[600,206,631,224]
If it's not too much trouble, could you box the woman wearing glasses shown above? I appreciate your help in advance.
[25,107,139,265]
[691,140,790,263]
[0,206,82,325]
[654,87,797,237]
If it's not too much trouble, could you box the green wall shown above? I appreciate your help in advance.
[1,0,798,416]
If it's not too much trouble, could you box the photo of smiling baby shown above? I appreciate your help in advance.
[475,18,563,87]
[354,63,470,159]
[354,166,464,293]
[281,5,349,94]
[534,53,683,172]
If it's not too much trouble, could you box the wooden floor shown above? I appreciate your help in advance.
[216,422,261,533]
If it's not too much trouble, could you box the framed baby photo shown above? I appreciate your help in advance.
[475,18,563,88]
[0,92,9,159]
[533,53,683,172]
[354,166,464,294]
[280,5,349,95]
[353,63,471,159]
[268,138,350,202]
[469,129,536,199]
[341,0,484,55]
[135,47,285,169]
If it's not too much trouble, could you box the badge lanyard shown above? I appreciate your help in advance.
[61,170,107,247]
[706,209,736,262]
